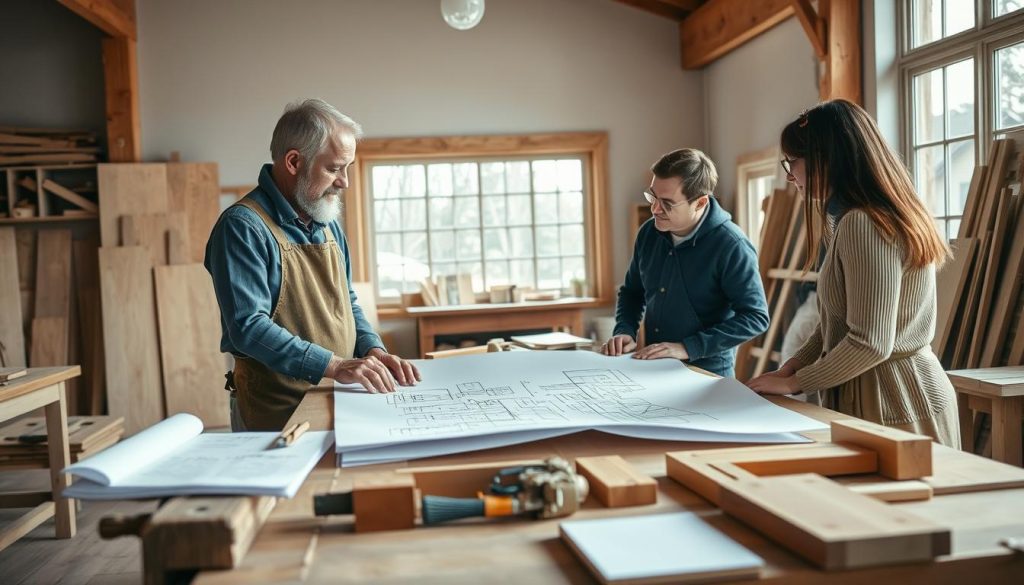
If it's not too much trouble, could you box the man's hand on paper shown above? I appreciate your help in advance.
[326,353,399,393]
[632,342,688,361]
[746,372,801,395]
[366,347,421,387]
[601,334,637,356]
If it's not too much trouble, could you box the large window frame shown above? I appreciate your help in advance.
[898,1,1024,238]
[343,132,613,312]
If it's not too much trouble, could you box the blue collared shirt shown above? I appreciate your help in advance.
[204,164,384,383]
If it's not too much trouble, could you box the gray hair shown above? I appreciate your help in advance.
[651,148,718,200]
[269,98,364,164]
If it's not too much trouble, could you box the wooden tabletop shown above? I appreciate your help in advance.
[190,384,1024,584]
[0,366,81,403]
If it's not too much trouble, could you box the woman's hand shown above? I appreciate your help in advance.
[747,372,801,395]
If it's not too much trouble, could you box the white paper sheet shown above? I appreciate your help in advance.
[334,352,824,463]
[561,512,764,582]
[63,413,334,499]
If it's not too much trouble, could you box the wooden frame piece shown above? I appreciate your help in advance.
[830,419,932,480]
[574,455,657,507]
[350,132,613,306]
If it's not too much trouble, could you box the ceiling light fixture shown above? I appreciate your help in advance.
[440,0,485,31]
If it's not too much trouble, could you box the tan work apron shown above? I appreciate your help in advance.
[230,197,356,431]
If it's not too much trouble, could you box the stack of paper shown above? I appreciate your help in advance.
[63,413,332,499]
[334,352,826,467]
[560,512,764,583]
[510,331,594,349]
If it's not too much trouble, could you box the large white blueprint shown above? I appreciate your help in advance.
[334,352,826,466]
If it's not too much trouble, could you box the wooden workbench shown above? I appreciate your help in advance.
[406,297,595,356]
[133,383,1024,584]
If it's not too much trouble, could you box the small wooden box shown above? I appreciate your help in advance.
[352,474,418,532]
[575,455,656,508]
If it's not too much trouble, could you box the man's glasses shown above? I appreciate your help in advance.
[643,188,683,212]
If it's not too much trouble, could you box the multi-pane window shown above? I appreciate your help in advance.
[901,1,1024,240]
[368,157,588,299]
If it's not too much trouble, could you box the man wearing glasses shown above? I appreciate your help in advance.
[601,148,769,378]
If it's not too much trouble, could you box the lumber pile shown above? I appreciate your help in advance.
[97,162,228,435]
[934,131,1024,369]
[0,416,125,470]
[0,127,100,168]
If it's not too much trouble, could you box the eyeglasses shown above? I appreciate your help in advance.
[643,188,684,212]
[780,157,797,176]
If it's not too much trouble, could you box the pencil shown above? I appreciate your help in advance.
[270,420,310,449]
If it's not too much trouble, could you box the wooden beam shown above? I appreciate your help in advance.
[57,0,136,40]
[679,0,794,69]
[102,36,142,162]
[819,0,862,104]
[790,0,827,58]
[612,0,702,21]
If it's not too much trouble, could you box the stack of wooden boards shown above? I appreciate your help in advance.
[0,127,100,168]
[934,130,1024,370]
[736,187,818,380]
[96,162,228,434]
[0,416,125,470]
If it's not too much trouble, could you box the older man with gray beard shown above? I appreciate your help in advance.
[205,99,419,431]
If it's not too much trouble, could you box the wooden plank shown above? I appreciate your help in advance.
[166,162,219,264]
[968,189,1014,367]
[98,246,164,435]
[0,153,95,167]
[0,228,26,367]
[120,211,188,267]
[719,474,950,570]
[933,238,977,357]
[56,0,136,39]
[73,239,105,415]
[844,480,933,502]
[951,232,991,368]
[830,419,932,480]
[0,502,54,552]
[574,455,657,507]
[97,163,169,248]
[981,195,1024,366]
[29,318,67,368]
[153,264,229,429]
[678,0,794,69]
[957,165,988,239]
[40,179,98,213]
[100,37,141,162]
[33,230,72,320]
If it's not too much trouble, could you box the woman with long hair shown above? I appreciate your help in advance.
[747,99,960,447]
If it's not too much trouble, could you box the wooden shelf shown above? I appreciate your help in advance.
[0,215,98,226]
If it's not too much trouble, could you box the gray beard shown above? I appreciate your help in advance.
[294,172,343,224]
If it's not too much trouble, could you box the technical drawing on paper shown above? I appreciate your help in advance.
[385,368,718,437]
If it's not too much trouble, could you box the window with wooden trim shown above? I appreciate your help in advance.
[899,1,1024,240]
[734,147,782,246]
[343,133,612,306]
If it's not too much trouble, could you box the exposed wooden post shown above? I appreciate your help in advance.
[820,0,862,104]
[102,36,142,162]
[57,0,136,40]
[679,0,794,69]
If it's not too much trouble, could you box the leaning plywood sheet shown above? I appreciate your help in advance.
[719,474,950,570]
[154,264,229,428]
[74,239,105,415]
[0,228,26,367]
[30,229,72,367]
[120,211,190,267]
[933,238,977,356]
[982,195,1024,366]
[99,246,165,435]
[166,162,220,263]
[97,163,170,248]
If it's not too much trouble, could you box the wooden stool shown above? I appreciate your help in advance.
[0,366,81,550]
[948,366,1024,467]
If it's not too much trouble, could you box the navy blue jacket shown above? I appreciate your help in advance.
[613,198,769,377]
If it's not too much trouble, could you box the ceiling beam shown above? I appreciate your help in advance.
[679,0,794,69]
[612,0,703,22]
[57,0,136,40]
[819,0,862,104]
[790,0,827,59]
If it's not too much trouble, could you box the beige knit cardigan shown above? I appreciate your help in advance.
[793,209,960,447]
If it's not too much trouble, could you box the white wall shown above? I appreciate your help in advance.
[0,0,106,133]
[703,18,820,212]
[136,0,703,355]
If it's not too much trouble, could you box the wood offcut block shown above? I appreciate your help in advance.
[830,419,932,480]
[574,455,656,507]
[352,474,418,532]
[719,474,950,571]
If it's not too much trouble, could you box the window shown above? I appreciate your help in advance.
[343,133,613,306]
[734,147,782,246]
[900,1,1024,240]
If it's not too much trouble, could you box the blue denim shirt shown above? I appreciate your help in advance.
[204,164,384,384]
[614,197,769,377]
